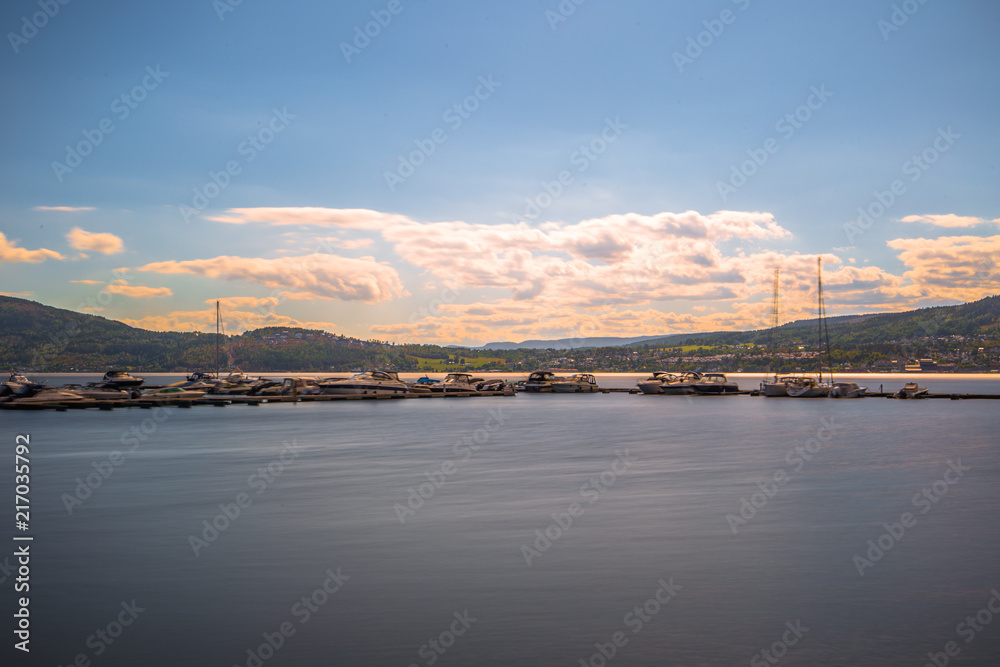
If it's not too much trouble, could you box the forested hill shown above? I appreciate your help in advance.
[1,294,997,372]
[0,296,418,372]
[630,295,1000,349]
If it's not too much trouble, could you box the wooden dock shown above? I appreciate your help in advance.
[3,387,998,411]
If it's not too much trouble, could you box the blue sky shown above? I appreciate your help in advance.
[1,0,998,345]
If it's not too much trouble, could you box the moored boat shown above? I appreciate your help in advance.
[896,382,928,399]
[321,371,409,395]
[522,370,567,393]
[552,373,600,393]
[692,373,740,395]
[785,376,832,398]
[141,386,206,400]
[12,388,86,403]
[831,381,867,398]
[102,370,145,388]
[637,372,676,395]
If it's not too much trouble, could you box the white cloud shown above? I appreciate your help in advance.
[66,227,125,254]
[137,252,406,303]
[900,214,987,228]
[0,232,64,263]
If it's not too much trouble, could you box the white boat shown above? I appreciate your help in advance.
[641,371,704,395]
[552,373,600,393]
[785,376,832,398]
[321,371,409,395]
[896,382,928,399]
[64,383,132,400]
[434,373,480,393]
[522,370,568,393]
[775,258,833,399]
[141,386,206,400]
[102,370,145,388]
[637,372,677,394]
[831,381,867,398]
[763,375,801,397]
[12,388,86,403]
[2,371,42,397]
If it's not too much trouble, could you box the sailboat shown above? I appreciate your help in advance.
[763,261,833,398]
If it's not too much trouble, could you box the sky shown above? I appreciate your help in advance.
[1,0,998,346]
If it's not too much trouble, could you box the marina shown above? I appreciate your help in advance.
[4,370,998,410]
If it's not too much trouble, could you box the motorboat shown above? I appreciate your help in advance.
[276,377,321,395]
[692,373,741,395]
[321,371,409,395]
[896,382,928,399]
[2,371,43,397]
[11,388,86,403]
[762,375,804,397]
[522,370,568,393]
[552,374,600,393]
[831,381,867,398]
[475,378,509,392]
[102,370,145,388]
[637,372,677,395]
[141,386,206,400]
[435,373,479,393]
[785,376,832,398]
[63,383,132,400]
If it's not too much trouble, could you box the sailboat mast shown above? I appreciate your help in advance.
[768,268,780,380]
[816,257,834,385]
[215,299,220,379]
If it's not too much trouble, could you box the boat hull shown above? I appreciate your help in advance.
[323,384,408,395]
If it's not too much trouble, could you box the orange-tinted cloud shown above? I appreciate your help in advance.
[104,284,173,298]
[0,232,64,263]
[136,252,406,303]
[66,227,125,254]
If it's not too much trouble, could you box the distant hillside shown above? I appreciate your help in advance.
[1,294,996,373]
[0,296,415,372]
[477,335,668,350]
[630,296,1000,349]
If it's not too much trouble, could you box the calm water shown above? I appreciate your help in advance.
[2,374,999,666]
